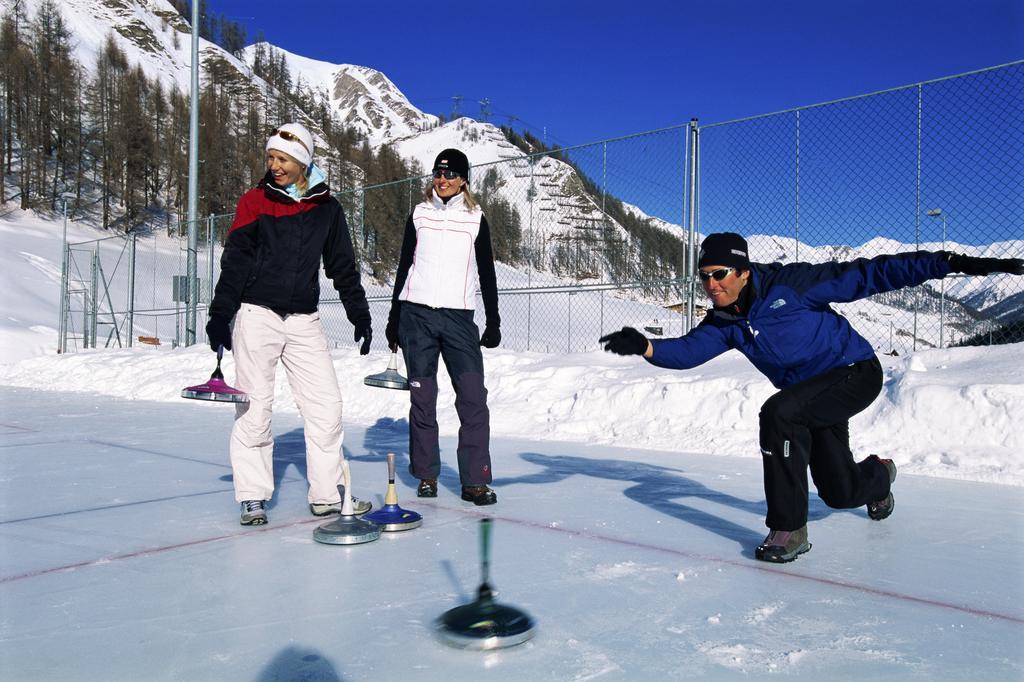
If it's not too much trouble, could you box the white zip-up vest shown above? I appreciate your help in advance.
[399,191,483,310]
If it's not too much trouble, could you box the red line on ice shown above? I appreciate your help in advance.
[434,503,1024,625]
[0,517,322,584]
[2,503,1022,626]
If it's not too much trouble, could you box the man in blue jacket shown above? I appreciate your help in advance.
[600,232,1022,563]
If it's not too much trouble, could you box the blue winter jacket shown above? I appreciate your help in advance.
[647,251,952,388]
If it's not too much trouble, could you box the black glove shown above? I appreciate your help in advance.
[206,316,232,352]
[479,324,501,349]
[353,319,372,355]
[948,253,1024,276]
[385,304,400,352]
[599,327,649,356]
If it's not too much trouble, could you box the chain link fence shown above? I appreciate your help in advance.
[698,61,1023,353]
[58,61,1021,356]
[334,122,693,354]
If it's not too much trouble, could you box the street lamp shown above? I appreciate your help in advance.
[58,192,75,353]
[926,208,947,348]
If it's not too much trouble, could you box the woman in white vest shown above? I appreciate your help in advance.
[385,148,501,506]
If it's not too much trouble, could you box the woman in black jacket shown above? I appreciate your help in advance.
[207,123,372,525]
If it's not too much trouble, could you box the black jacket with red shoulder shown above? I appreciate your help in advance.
[209,171,370,326]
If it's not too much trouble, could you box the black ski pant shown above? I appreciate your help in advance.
[759,356,888,531]
[398,303,492,486]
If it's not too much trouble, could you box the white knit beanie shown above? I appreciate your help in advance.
[266,123,313,168]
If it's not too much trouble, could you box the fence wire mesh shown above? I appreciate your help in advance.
[333,123,693,354]
[698,61,1023,353]
[58,62,1021,356]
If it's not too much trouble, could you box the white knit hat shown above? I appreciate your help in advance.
[266,123,313,168]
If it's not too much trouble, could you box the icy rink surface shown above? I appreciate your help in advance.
[0,387,1021,680]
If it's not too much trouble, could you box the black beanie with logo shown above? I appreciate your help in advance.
[433,148,470,181]
[698,232,751,270]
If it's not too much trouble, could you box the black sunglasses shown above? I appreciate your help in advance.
[432,169,461,180]
[698,267,736,282]
[270,128,309,152]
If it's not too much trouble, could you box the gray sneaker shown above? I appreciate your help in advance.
[755,526,811,563]
[309,497,372,516]
[866,455,896,521]
[240,500,267,526]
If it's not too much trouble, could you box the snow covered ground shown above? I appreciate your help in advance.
[1,207,1022,678]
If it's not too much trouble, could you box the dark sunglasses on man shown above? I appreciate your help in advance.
[432,169,461,180]
[698,267,736,282]
[269,128,309,152]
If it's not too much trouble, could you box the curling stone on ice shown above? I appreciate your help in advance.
[363,453,423,532]
[363,352,409,390]
[436,518,537,650]
[313,461,380,545]
[181,345,248,403]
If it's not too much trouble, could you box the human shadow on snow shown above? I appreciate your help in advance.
[497,451,848,557]
[219,427,374,510]
[360,417,468,498]
[256,645,343,681]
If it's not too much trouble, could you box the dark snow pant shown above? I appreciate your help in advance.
[398,303,492,486]
[759,356,888,531]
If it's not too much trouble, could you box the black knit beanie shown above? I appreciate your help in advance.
[433,148,470,181]
[698,232,751,270]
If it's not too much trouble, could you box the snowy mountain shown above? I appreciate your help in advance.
[5,0,1020,335]
[240,44,439,146]
[9,0,219,92]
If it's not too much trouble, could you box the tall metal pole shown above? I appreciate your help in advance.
[794,110,800,262]
[684,119,699,334]
[912,84,922,351]
[185,0,200,346]
[927,208,947,348]
[127,231,136,347]
[57,194,72,353]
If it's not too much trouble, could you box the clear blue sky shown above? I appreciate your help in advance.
[206,0,1022,148]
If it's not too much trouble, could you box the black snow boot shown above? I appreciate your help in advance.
[867,455,897,521]
[461,484,497,506]
[755,526,811,563]
[417,479,438,498]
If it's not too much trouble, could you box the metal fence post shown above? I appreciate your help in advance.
[685,118,700,333]
[567,292,573,353]
[58,241,69,354]
[913,83,923,351]
[794,109,801,261]
[57,194,72,353]
[207,215,215,309]
[127,231,136,347]
[90,244,99,349]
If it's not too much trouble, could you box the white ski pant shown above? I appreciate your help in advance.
[229,303,344,505]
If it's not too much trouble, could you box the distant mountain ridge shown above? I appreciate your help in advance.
[239,44,439,146]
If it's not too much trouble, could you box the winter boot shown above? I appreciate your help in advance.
[309,497,372,517]
[417,479,438,498]
[240,500,267,526]
[755,526,811,563]
[866,455,896,521]
[461,484,497,506]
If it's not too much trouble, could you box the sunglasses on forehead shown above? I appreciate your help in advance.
[269,128,309,152]
[698,267,736,282]
[432,169,461,180]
